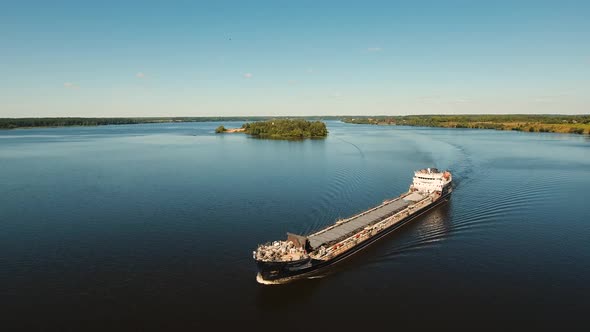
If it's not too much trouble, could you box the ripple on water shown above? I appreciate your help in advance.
[362,138,475,261]
[451,168,566,232]
[303,161,367,235]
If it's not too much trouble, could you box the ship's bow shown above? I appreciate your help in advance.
[255,258,312,281]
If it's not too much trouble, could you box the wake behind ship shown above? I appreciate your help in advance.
[253,168,453,283]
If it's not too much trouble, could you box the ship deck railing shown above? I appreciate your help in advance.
[306,192,426,250]
[308,192,410,238]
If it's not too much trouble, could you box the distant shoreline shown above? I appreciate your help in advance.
[341,115,590,135]
[0,116,340,130]
[1,115,589,135]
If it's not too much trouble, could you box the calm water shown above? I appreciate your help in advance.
[1,121,589,328]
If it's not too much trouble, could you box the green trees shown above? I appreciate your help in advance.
[341,115,590,135]
[215,125,226,133]
[0,116,311,129]
[309,121,328,136]
[0,117,141,128]
[341,115,590,127]
[242,119,328,139]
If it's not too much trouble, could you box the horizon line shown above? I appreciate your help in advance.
[2,113,589,119]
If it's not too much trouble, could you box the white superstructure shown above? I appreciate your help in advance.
[410,167,452,193]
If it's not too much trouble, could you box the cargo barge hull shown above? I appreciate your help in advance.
[256,191,451,282]
[254,168,453,283]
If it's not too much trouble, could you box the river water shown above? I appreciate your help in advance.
[1,121,588,328]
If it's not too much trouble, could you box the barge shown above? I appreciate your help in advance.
[253,168,453,283]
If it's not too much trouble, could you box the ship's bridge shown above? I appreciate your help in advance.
[411,168,452,193]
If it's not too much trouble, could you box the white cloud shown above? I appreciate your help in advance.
[367,47,382,52]
[306,68,314,73]
[136,72,146,79]
[243,73,253,79]
[63,82,79,89]
[330,91,343,98]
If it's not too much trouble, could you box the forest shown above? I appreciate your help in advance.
[0,116,340,129]
[3,115,589,135]
[241,119,328,139]
[341,115,590,134]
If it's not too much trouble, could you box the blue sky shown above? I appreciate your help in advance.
[1,0,589,117]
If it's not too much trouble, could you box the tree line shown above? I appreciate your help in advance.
[341,114,590,134]
[241,119,328,139]
[0,116,341,129]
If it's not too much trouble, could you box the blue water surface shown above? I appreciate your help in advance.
[1,121,589,328]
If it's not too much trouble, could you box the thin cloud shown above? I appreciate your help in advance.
[243,73,253,79]
[306,68,314,73]
[418,95,441,103]
[367,47,382,52]
[418,96,470,104]
[533,96,557,103]
[533,92,573,103]
[136,72,146,79]
[63,82,79,89]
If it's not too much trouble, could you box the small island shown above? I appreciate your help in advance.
[215,119,328,139]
